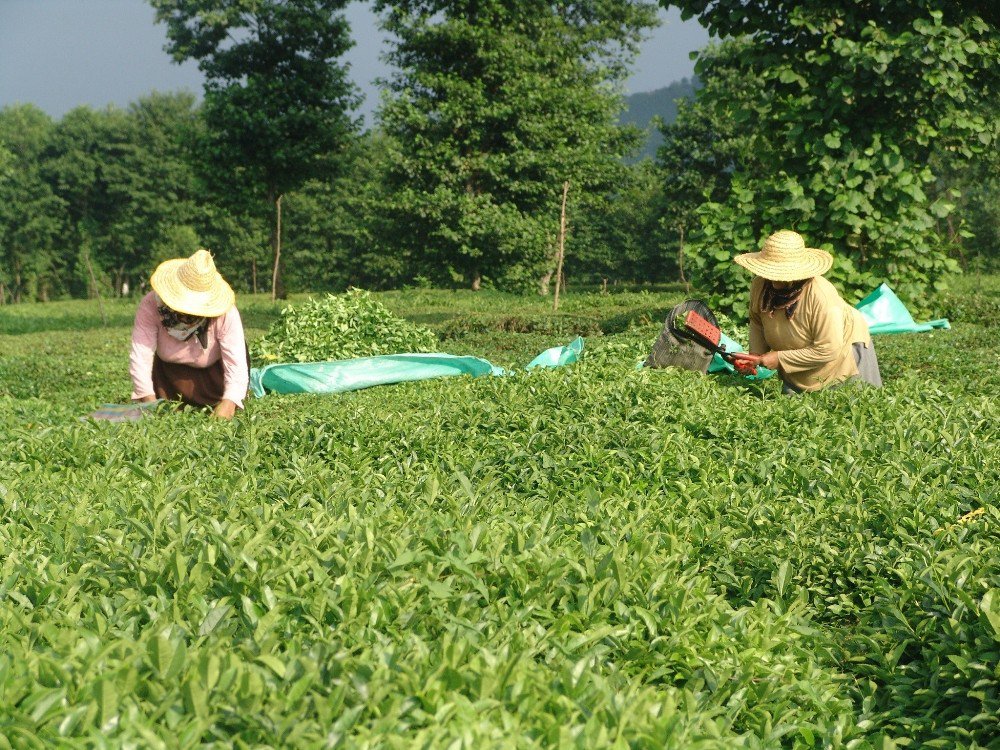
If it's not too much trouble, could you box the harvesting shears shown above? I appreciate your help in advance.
[666,302,759,376]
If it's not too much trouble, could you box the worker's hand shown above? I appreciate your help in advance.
[212,398,237,420]
[759,351,781,371]
[730,351,781,374]
[135,394,157,403]
[729,353,759,375]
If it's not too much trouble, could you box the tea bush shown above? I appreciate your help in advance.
[1,283,998,747]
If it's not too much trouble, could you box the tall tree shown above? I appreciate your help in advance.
[663,0,1000,310]
[0,105,66,302]
[279,131,403,292]
[566,160,671,286]
[110,91,206,292]
[375,0,658,291]
[151,0,360,298]
[656,39,765,289]
[41,106,137,299]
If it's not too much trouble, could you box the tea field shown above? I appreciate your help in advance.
[1,281,999,748]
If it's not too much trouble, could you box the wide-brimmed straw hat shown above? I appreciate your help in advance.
[150,249,235,317]
[733,230,833,281]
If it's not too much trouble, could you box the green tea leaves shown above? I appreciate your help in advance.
[250,290,437,364]
[198,600,232,637]
[980,589,1000,638]
[2,287,999,745]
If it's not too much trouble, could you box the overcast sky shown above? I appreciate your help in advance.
[0,0,709,123]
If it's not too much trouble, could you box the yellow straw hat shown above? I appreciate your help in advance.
[150,249,235,317]
[733,230,833,281]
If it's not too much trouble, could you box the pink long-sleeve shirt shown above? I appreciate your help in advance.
[129,292,249,407]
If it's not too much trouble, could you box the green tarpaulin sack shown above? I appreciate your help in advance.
[250,338,584,397]
[856,283,950,334]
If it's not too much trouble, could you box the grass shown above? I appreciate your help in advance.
[1,280,998,747]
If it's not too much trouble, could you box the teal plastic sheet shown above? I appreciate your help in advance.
[250,337,584,397]
[856,283,950,334]
[525,337,585,370]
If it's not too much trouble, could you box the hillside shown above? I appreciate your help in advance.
[621,77,699,160]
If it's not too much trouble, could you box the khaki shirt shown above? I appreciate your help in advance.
[749,276,871,392]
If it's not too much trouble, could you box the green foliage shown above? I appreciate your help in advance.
[656,40,767,297]
[931,116,1000,272]
[0,95,219,303]
[375,0,658,290]
[567,160,674,285]
[250,289,438,364]
[1,285,999,745]
[151,0,358,200]
[0,105,65,302]
[41,105,136,299]
[111,92,207,284]
[664,0,1000,311]
[151,0,360,296]
[279,131,416,294]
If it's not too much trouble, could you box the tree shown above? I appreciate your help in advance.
[927,90,1000,273]
[109,91,206,293]
[279,131,404,292]
[151,0,360,299]
[656,39,763,288]
[41,106,137,299]
[375,0,659,291]
[565,160,671,286]
[0,105,66,302]
[663,0,1000,311]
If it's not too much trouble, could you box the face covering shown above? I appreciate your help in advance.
[155,294,207,342]
[165,320,206,341]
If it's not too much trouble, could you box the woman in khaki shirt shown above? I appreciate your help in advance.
[733,230,882,393]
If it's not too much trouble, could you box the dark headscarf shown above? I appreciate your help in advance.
[156,296,209,348]
[761,279,810,319]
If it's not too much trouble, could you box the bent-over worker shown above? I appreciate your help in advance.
[733,230,882,393]
[129,249,249,419]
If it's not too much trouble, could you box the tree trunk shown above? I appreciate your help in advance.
[677,223,689,293]
[270,193,286,301]
[947,215,967,271]
[553,181,569,312]
[252,258,258,295]
[470,271,481,291]
[538,270,553,296]
[83,250,108,327]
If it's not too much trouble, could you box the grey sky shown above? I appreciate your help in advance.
[0,0,709,122]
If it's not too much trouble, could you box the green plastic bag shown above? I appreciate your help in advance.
[250,338,584,397]
[525,337,584,370]
[856,283,950,335]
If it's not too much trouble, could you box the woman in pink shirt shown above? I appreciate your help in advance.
[130,249,249,419]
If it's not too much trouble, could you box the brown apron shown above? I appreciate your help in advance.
[152,355,226,408]
[151,345,250,408]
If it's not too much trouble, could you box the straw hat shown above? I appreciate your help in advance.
[150,249,235,317]
[733,230,833,281]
